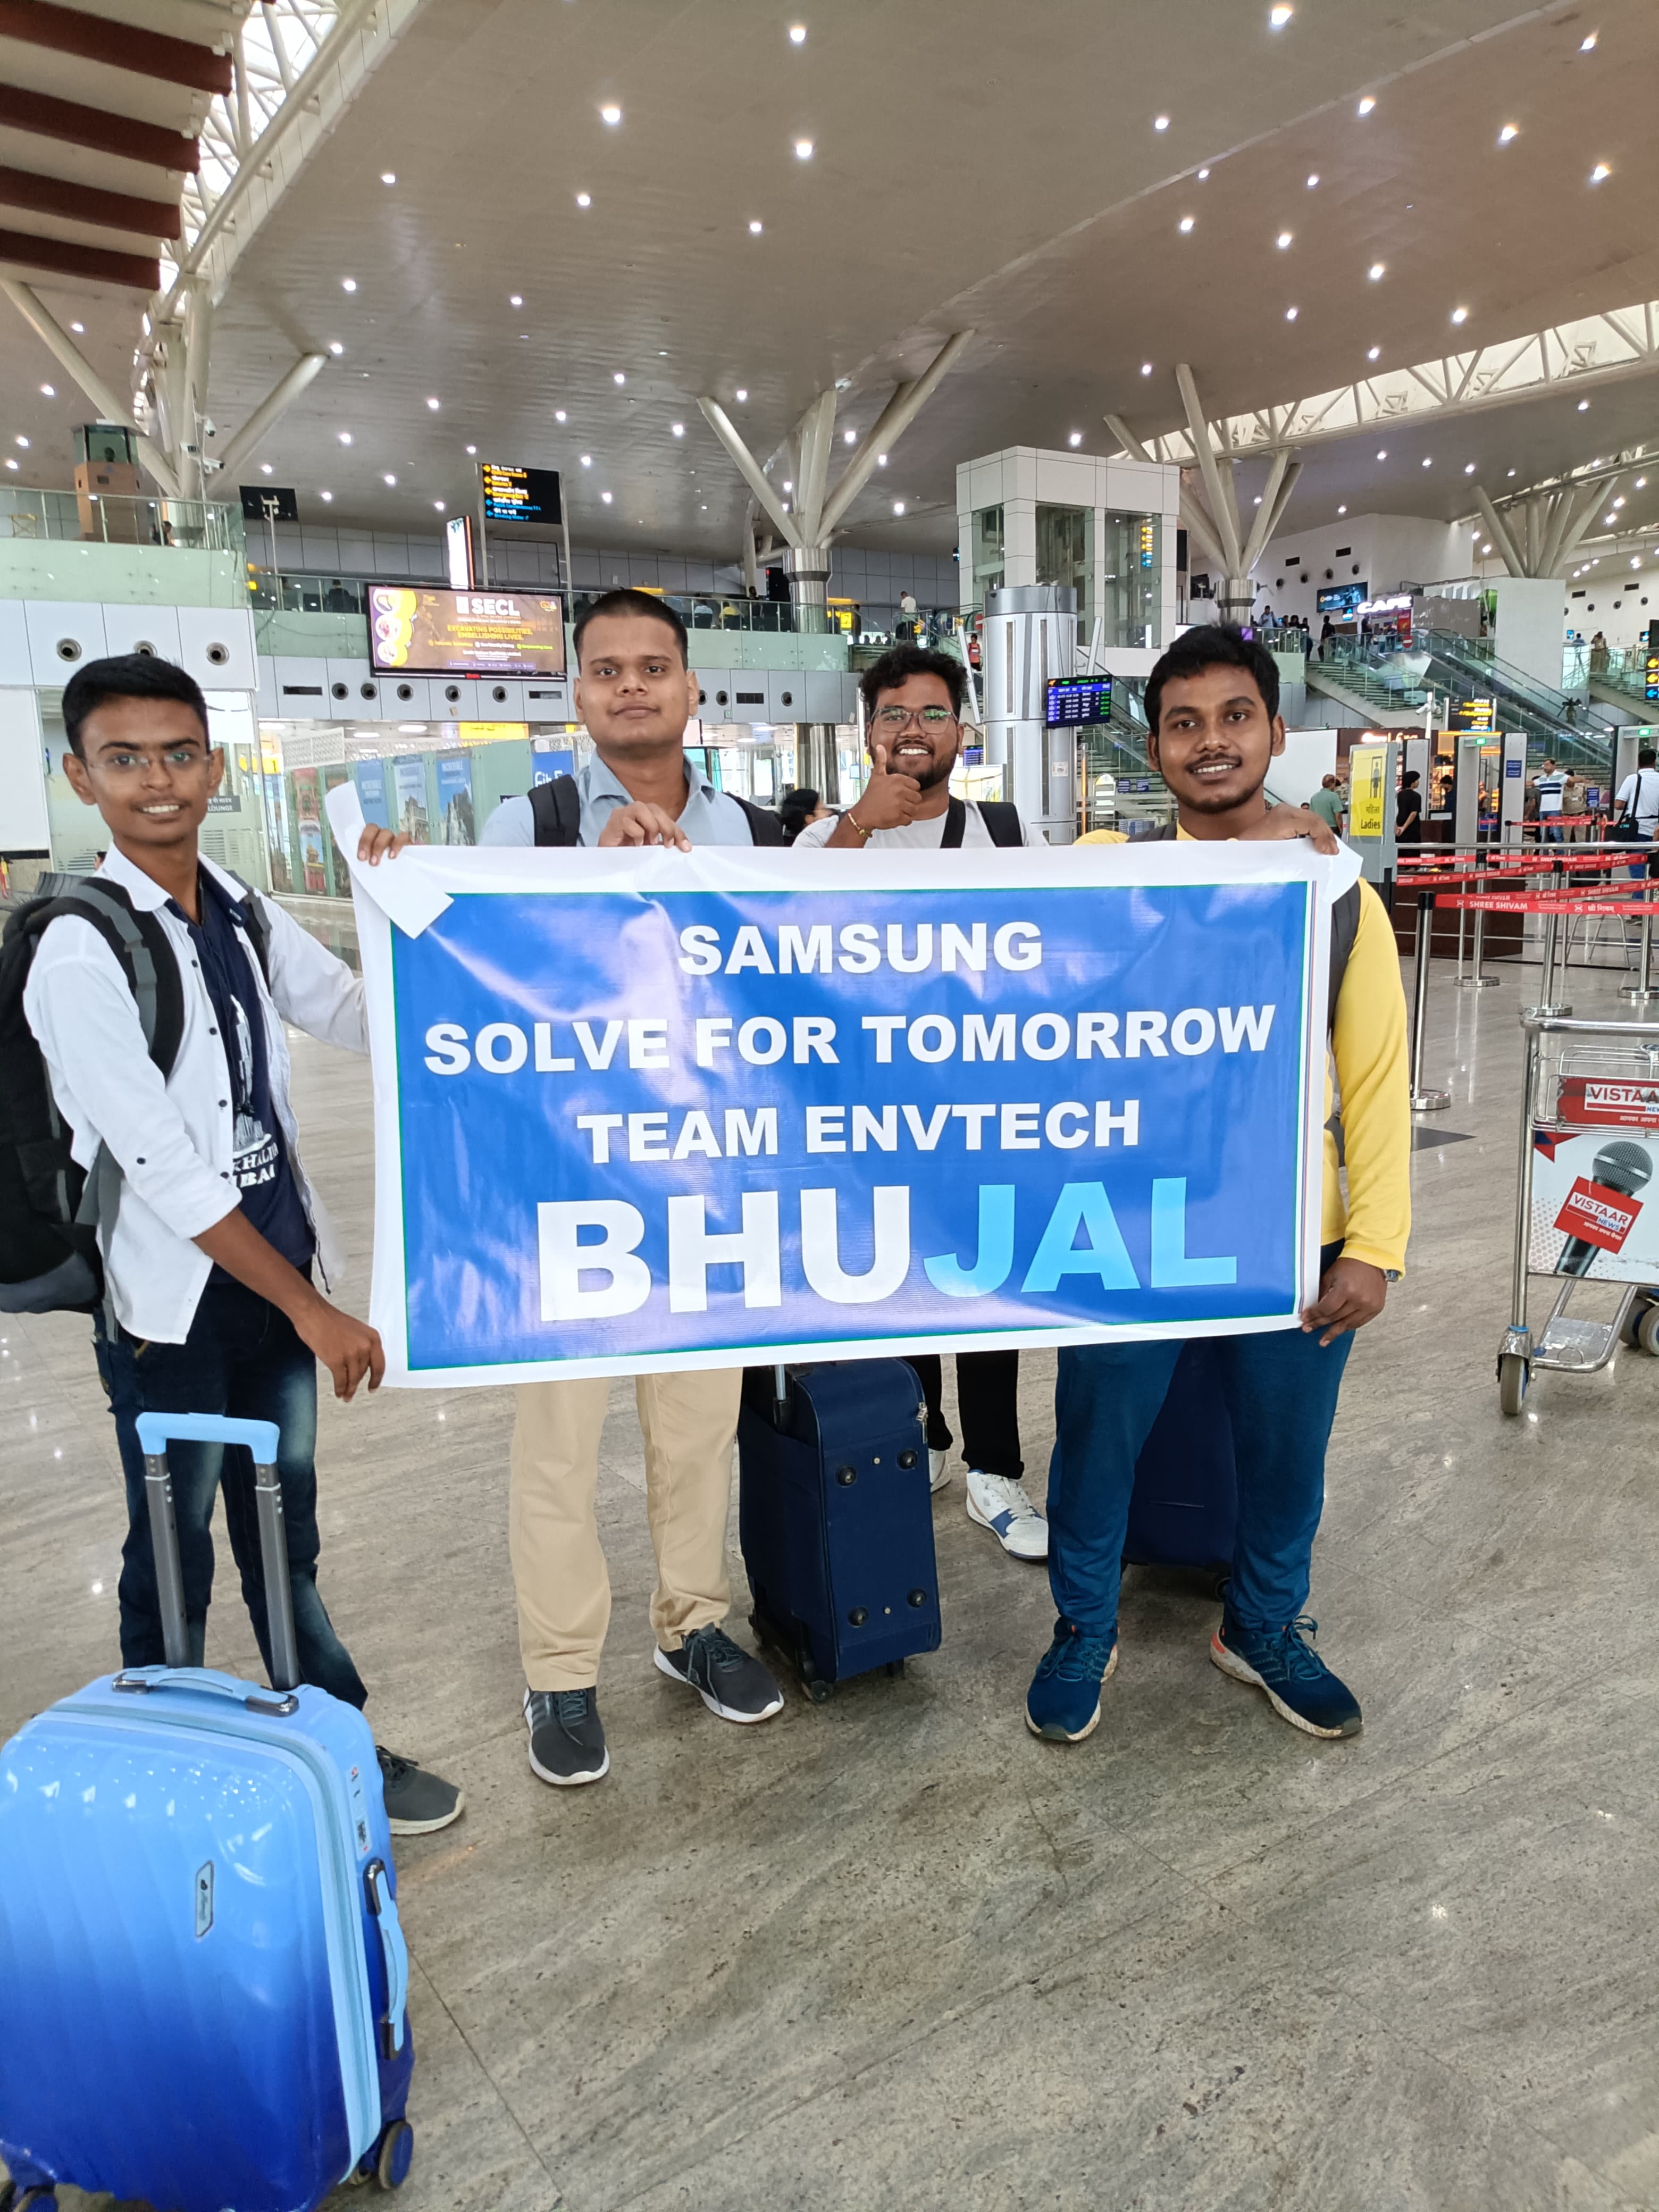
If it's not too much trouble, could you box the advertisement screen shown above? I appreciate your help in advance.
[367,586,566,676]
[1316,583,1367,615]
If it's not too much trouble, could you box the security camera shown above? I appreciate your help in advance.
[201,418,217,439]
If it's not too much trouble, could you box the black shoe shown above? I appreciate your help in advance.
[523,1686,609,1786]
[655,1623,785,1723]
[376,1746,465,1834]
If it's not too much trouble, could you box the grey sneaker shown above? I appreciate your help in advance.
[655,1623,784,1722]
[523,1686,609,1786]
[376,1746,465,1833]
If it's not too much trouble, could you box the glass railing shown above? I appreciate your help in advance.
[1313,641,1432,709]
[1573,643,1659,707]
[0,487,244,552]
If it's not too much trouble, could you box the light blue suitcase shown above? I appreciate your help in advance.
[0,1413,416,2211]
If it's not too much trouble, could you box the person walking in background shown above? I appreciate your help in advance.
[1309,773,1345,835]
[1531,757,1566,843]
[1395,768,1424,847]
[778,786,832,843]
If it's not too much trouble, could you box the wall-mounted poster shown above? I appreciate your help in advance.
[291,766,327,893]
[435,751,476,845]
[391,755,431,842]
[321,766,354,896]
[354,757,391,830]
[367,585,565,676]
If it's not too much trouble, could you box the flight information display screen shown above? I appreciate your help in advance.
[1044,675,1113,727]
[367,586,566,675]
[481,462,562,525]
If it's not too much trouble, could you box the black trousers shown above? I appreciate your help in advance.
[908,1349,1022,1479]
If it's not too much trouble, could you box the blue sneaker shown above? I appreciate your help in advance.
[1025,1617,1119,1742]
[1210,1615,1362,1739]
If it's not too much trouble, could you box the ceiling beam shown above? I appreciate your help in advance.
[0,161,180,239]
[819,329,974,537]
[0,0,232,92]
[0,223,159,288]
[214,350,326,480]
[697,397,798,547]
[1174,362,1242,577]
[0,85,199,173]
[1474,488,1526,577]
[1,276,178,492]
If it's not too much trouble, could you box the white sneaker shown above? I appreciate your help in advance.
[965,1470,1049,1560]
[929,1447,951,1492]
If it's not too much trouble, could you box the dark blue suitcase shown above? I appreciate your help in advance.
[739,1360,941,1700]
[0,1413,415,2210]
[1122,1339,1238,1576]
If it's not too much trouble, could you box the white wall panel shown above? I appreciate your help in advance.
[175,606,256,691]
[101,604,183,664]
[0,686,47,849]
[25,600,107,681]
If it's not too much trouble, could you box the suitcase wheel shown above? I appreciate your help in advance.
[372,2117,415,2191]
[886,1659,906,1679]
[804,1675,834,1704]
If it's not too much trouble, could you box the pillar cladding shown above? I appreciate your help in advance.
[789,544,830,617]
[983,583,1077,842]
[797,723,840,805]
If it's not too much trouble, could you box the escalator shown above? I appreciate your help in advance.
[1415,628,1621,775]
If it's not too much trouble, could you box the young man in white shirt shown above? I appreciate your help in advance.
[794,643,1048,1558]
[1614,746,1659,874]
[22,655,461,1833]
[1532,757,1566,843]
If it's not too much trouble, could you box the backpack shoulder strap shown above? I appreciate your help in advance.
[529,775,582,845]
[1327,883,1362,1034]
[13,881,185,1075]
[1149,820,1180,841]
[940,797,968,849]
[221,870,273,989]
[977,801,1024,849]
[733,794,785,846]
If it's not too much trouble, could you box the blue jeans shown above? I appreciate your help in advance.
[1048,1252,1353,1637]
[94,1280,367,1708]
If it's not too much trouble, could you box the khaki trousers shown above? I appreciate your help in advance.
[509,1368,742,1690]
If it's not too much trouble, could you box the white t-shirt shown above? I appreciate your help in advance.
[1616,767,1659,833]
[793,801,1038,850]
[1534,771,1565,816]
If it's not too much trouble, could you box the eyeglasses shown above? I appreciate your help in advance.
[871,705,958,731]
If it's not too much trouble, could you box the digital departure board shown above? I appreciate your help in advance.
[1045,674,1114,727]
[481,461,562,526]
[367,586,566,675]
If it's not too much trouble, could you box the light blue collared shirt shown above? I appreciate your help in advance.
[480,752,755,847]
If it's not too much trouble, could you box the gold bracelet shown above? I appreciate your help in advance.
[845,811,871,841]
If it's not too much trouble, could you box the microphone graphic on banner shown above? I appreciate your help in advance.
[1557,1139,1653,1276]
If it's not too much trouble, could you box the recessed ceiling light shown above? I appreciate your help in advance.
[1270,5,1293,24]
[328,340,344,355]
[338,431,353,445]
[1141,361,1153,375]
[601,490,613,502]
[1422,457,1432,467]
[380,171,396,185]
[580,453,592,465]
[782,479,793,491]
[341,276,357,291]
[1590,162,1611,183]
[1367,345,1381,360]
[1614,496,1626,507]
[735,388,748,401]
[1376,449,1387,460]
[1498,124,1518,143]
[1153,114,1170,130]
[426,396,440,410]
[1578,399,1590,411]
[749,220,763,234]
[1637,477,1648,488]
[1357,95,1376,115]
[893,500,906,514]
[1253,495,1262,505]
[613,371,625,385]
[1306,173,1319,188]
[794,138,814,159]
[1197,167,1210,180]
[1178,215,1195,233]
[466,443,477,455]
[556,409,568,423]
[1068,431,1083,447]
[672,421,685,436]
[1337,504,1346,514]
[1285,306,1298,320]
[1465,462,1476,473]
[1580,31,1597,49]
[433,499,445,511]
[877,452,887,465]
[1482,542,1493,555]
[789,22,806,41]
[382,472,396,485]
[600,104,622,124]
[843,428,857,443]
[69,320,84,333]
[575,192,591,207]
[2,458,13,471]
[1507,468,1516,476]
[259,462,273,475]
[1368,262,1385,280]
[320,489,332,501]
[1277,230,1293,249]
[509,293,523,306]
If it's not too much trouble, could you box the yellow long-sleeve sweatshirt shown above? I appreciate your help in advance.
[1077,827,1412,1276]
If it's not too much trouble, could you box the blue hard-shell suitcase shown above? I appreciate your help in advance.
[739,1360,941,1699]
[1122,1339,1238,1576]
[0,1413,416,2211]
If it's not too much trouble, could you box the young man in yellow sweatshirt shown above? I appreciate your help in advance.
[1027,624,1410,1745]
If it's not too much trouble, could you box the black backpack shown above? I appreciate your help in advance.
[940,797,1024,849]
[0,872,270,1317]
[529,775,786,847]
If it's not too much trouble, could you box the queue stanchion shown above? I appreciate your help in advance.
[1620,886,1657,1006]
[1455,854,1500,988]
[1523,898,1572,1021]
[1408,890,1451,1112]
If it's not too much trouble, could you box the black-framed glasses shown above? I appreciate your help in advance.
[871,705,958,731]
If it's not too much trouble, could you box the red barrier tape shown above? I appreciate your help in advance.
[1434,891,1659,915]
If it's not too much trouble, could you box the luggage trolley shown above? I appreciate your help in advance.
[1498,1013,1659,1413]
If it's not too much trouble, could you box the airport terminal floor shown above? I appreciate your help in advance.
[5,944,1655,2212]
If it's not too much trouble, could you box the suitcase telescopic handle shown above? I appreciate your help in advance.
[135,1410,300,1695]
